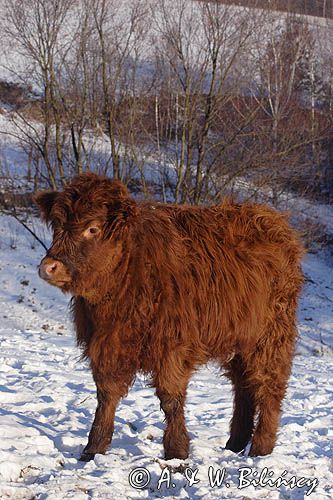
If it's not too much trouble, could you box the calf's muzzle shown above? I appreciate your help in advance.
[38,256,71,285]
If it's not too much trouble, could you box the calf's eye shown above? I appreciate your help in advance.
[83,226,101,239]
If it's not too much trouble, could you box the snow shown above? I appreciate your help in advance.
[0,213,332,499]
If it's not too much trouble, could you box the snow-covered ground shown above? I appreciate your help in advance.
[0,214,332,499]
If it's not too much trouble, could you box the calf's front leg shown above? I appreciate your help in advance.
[80,380,130,461]
[156,387,190,460]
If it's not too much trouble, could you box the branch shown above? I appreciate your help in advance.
[2,207,48,251]
[14,213,48,251]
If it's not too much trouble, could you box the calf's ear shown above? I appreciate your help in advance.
[105,197,139,237]
[33,191,58,223]
[106,179,130,200]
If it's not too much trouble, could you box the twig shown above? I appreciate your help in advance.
[9,212,48,251]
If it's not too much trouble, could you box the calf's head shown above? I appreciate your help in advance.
[34,173,135,296]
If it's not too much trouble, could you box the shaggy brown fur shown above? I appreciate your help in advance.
[35,173,304,461]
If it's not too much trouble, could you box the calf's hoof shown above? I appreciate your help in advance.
[249,437,274,457]
[164,432,189,460]
[79,451,95,462]
[164,450,189,460]
[225,437,249,454]
[164,444,189,460]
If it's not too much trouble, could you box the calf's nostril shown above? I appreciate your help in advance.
[46,262,58,275]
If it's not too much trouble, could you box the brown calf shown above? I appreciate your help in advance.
[35,173,303,461]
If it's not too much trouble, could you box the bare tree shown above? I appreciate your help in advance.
[3,0,75,188]
[0,0,331,206]
[249,12,325,205]
[152,0,266,203]
[89,0,148,181]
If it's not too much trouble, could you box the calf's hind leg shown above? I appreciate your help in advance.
[249,361,292,457]
[224,355,256,453]
[248,318,297,456]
